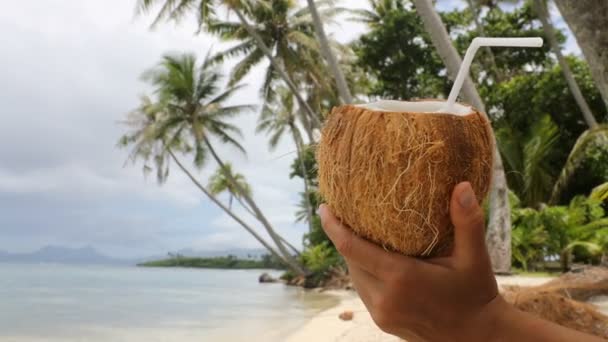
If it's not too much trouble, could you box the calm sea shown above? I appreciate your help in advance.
[0,263,338,342]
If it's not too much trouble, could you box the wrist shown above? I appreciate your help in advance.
[461,295,515,342]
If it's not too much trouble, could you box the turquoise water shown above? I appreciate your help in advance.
[0,263,337,341]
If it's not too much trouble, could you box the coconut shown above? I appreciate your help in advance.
[317,100,494,257]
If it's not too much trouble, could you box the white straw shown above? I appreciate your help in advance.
[442,37,543,112]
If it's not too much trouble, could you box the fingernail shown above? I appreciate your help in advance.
[459,183,475,208]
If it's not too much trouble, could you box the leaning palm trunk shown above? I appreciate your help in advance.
[554,0,608,110]
[549,125,608,204]
[202,137,307,275]
[168,149,304,273]
[290,123,315,233]
[412,0,512,273]
[305,0,353,104]
[533,0,598,129]
[230,7,322,129]
[233,193,302,255]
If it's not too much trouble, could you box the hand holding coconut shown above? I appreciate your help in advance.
[320,183,604,341]
[318,37,603,341]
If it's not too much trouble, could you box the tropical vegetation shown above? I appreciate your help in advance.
[138,253,286,269]
[120,0,608,285]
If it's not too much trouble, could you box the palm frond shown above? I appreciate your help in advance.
[590,182,608,202]
[211,40,256,64]
[550,125,608,204]
[522,115,560,205]
[229,47,265,86]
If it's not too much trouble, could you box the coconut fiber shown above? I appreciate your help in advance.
[503,288,608,338]
[317,104,494,257]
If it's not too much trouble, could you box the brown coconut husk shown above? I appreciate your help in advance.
[317,103,494,256]
[537,267,608,301]
[503,288,608,338]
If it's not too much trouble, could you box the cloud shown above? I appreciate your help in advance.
[0,0,313,258]
[0,0,582,258]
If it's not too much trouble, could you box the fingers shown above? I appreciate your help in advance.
[449,182,491,268]
[319,204,416,278]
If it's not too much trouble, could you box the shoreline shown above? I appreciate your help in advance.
[286,275,558,342]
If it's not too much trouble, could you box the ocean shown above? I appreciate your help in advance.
[0,263,338,342]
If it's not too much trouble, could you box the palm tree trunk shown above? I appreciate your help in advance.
[290,123,315,234]
[231,196,300,255]
[534,0,598,129]
[167,149,305,273]
[202,137,307,275]
[554,0,608,110]
[412,0,485,110]
[412,0,512,273]
[230,6,322,129]
[299,109,316,143]
[465,0,504,83]
[279,235,302,256]
[305,0,353,104]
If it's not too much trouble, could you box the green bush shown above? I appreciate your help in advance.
[510,189,608,271]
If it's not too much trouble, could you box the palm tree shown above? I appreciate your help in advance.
[137,0,322,128]
[257,86,314,233]
[496,115,560,207]
[149,52,303,271]
[349,0,400,26]
[120,52,306,275]
[532,0,598,129]
[550,125,608,204]
[305,0,353,104]
[412,0,513,273]
[553,0,608,109]
[208,162,302,255]
[119,95,291,271]
[208,162,251,210]
[207,0,345,126]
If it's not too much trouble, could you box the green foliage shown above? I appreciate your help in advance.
[455,2,554,85]
[590,182,608,204]
[138,254,286,269]
[510,191,608,271]
[496,115,560,207]
[300,242,340,273]
[550,125,608,204]
[119,52,254,183]
[352,0,448,99]
[208,0,336,103]
[488,58,607,190]
[289,145,318,186]
[208,162,252,209]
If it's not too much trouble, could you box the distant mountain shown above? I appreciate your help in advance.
[0,246,273,266]
[0,246,128,265]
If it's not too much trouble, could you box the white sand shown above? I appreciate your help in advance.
[286,275,577,342]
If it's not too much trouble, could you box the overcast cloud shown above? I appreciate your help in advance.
[0,0,580,258]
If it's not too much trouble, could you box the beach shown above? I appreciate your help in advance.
[287,275,606,342]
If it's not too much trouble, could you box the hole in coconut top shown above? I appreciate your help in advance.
[355,100,474,116]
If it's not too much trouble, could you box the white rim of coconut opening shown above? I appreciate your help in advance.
[356,100,474,116]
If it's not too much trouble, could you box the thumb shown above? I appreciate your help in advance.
[449,182,490,267]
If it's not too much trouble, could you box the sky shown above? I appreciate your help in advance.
[0,0,581,258]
